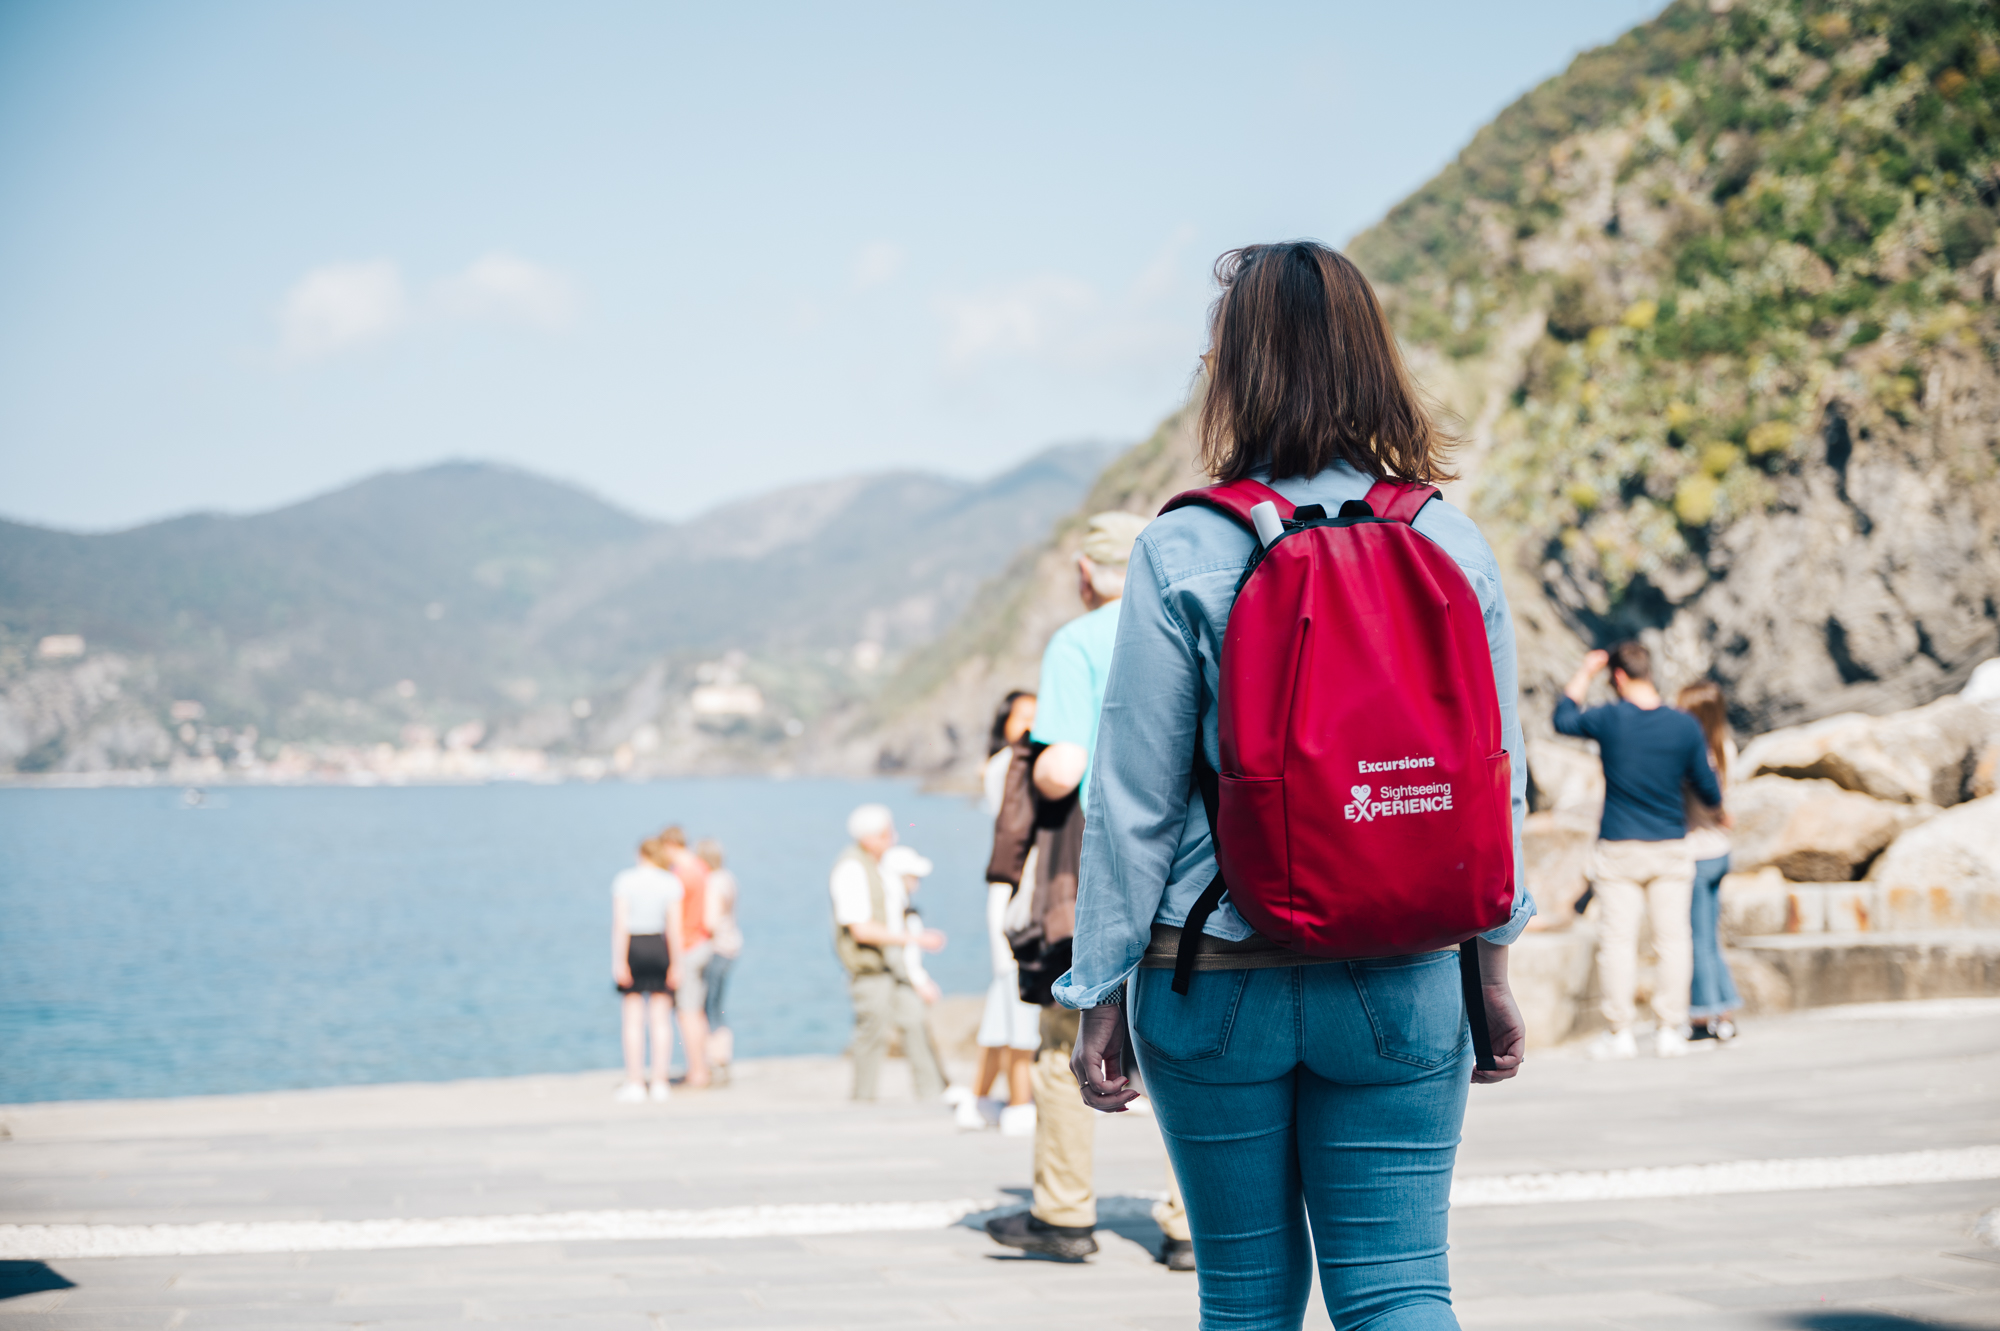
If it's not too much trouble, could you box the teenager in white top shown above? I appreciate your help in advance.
[611,835,685,1102]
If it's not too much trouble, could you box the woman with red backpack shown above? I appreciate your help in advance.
[1053,241,1532,1329]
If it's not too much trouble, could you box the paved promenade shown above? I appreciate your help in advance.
[3,1000,1997,1330]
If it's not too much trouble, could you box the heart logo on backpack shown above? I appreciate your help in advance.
[1350,785,1371,805]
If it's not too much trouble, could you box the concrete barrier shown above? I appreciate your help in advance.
[1511,918,2000,1044]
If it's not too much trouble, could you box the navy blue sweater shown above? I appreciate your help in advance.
[1554,696,1723,842]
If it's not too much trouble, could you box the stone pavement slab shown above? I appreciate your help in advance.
[2,1001,1997,1329]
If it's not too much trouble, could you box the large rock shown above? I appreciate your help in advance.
[1505,928,1601,1046]
[1526,737,1603,831]
[1719,866,1875,936]
[1726,933,2000,1011]
[1868,796,2000,931]
[1728,775,1933,883]
[1521,812,1593,922]
[1963,658,2000,712]
[1737,696,2000,807]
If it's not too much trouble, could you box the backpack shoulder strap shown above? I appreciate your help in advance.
[1159,478,1293,529]
[1364,479,1441,525]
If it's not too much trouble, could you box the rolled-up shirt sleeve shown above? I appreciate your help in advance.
[1471,559,1536,946]
[1052,537,1201,1008]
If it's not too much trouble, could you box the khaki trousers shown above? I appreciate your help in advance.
[849,972,945,1102]
[1590,839,1696,1033]
[1031,1005,1189,1240]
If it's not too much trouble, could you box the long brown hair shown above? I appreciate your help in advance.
[1198,241,1456,484]
[1676,680,1729,781]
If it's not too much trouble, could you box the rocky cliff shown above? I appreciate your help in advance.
[856,0,2000,785]
[1352,0,2000,734]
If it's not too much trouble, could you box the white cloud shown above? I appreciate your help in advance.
[851,241,904,291]
[273,252,580,364]
[435,252,578,328]
[278,260,408,361]
[935,228,1205,382]
[938,275,1098,367]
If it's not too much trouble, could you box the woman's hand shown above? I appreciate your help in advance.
[1472,938,1525,1084]
[1070,1004,1141,1112]
[613,961,633,990]
[666,961,682,992]
[915,927,947,953]
[1473,979,1526,1084]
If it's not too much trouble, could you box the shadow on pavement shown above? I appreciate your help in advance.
[1781,1314,1984,1330]
[0,1262,74,1302]
[958,1189,1170,1262]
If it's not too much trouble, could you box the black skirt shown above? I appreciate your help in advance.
[621,934,671,994]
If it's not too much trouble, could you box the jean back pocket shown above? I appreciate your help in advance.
[1132,966,1250,1062]
[1352,951,1466,1069]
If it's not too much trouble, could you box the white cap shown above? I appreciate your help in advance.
[847,803,895,841]
[880,845,934,880]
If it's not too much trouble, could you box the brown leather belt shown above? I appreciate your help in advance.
[1137,922,1339,971]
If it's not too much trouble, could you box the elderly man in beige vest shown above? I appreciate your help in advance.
[831,803,947,1101]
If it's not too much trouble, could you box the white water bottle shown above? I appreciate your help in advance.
[1249,500,1285,549]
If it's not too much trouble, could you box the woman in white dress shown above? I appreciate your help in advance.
[961,690,1041,1134]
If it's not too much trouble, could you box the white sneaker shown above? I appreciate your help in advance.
[999,1103,1038,1137]
[1655,1029,1692,1058]
[1585,1029,1638,1061]
[647,1080,671,1102]
[941,1085,974,1108]
[975,1095,1006,1128]
[614,1081,647,1103]
[954,1097,986,1130]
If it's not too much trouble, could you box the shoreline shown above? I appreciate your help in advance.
[0,1058,877,1141]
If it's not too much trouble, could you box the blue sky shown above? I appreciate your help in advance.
[0,0,1662,532]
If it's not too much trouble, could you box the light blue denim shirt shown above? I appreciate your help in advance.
[1052,460,1536,1009]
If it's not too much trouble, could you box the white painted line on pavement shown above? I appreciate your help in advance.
[1449,1145,2000,1208]
[0,1199,997,1260]
[1805,997,2000,1021]
[6,1147,1996,1259]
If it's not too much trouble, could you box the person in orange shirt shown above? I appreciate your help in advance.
[657,826,714,1088]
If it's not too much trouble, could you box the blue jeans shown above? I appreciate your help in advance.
[1688,855,1740,1019]
[1129,956,1471,1330]
[702,952,734,1029]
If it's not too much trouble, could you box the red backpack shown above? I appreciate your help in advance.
[1158,477,1515,1061]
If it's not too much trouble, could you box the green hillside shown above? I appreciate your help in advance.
[1351,0,2000,644]
[857,0,2000,778]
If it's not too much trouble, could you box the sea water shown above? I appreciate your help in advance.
[0,779,995,1103]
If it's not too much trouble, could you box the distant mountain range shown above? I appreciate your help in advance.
[0,445,1112,775]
